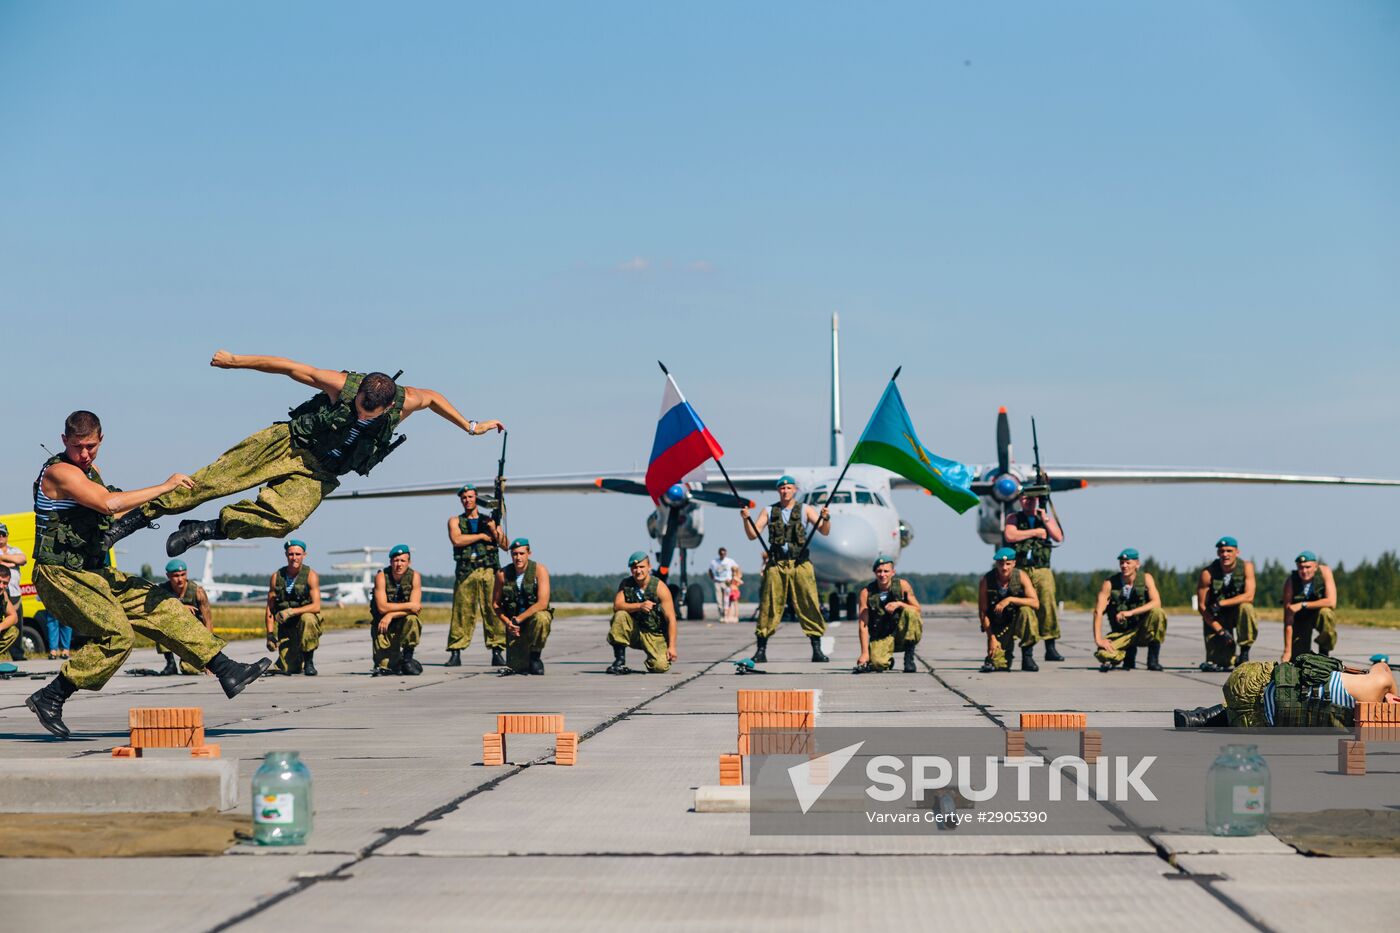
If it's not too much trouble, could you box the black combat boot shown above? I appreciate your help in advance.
[26,674,77,739]
[206,652,273,698]
[372,665,394,677]
[302,651,317,676]
[1099,658,1116,672]
[401,646,422,676]
[1122,646,1137,671]
[1236,645,1251,665]
[1146,642,1163,671]
[102,509,155,551]
[753,636,768,663]
[979,655,997,673]
[903,646,918,673]
[166,519,227,557]
[1173,704,1230,729]
[490,647,505,667]
[445,649,462,667]
[606,644,629,674]
[810,636,829,663]
[852,662,875,674]
[1043,639,1065,662]
[159,652,180,676]
[1021,646,1039,672]
[528,652,545,675]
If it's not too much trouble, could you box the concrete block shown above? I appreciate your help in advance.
[694,785,751,813]
[0,758,238,813]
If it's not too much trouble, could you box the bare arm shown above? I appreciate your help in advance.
[517,565,550,619]
[373,572,391,617]
[857,588,871,663]
[1044,510,1064,543]
[1002,520,1046,544]
[978,577,991,631]
[0,549,26,568]
[1310,566,1338,610]
[1091,578,1112,647]
[408,573,422,614]
[296,570,323,616]
[402,386,503,436]
[804,504,832,537]
[0,600,16,632]
[659,584,678,660]
[196,587,213,632]
[741,507,767,540]
[46,462,192,517]
[492,571,506,617]
[210,350,347,397]
[1197,569,1213,621]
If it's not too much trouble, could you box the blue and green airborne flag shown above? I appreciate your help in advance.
[849,379,978,514]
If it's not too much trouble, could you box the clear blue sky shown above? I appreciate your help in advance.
[2,2,1397,580]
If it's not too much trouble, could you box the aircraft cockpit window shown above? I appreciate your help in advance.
[805,491,851,504]
[855,491,874,504]
[872,493,887,506]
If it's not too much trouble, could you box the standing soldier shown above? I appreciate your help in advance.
[0,566,18,660]
[1003,492,1064,661]
[100,352,504,556]
[446,484,505,667]
[265,539,323,676]
[26,411,269,738]
[739,476,831,663]
[606,552,677,674]
[1091,548,1167,672]
[155,559,213,675]
[1281,550,1338,662]
[372,544,422,677]
[978,547,1040,672]
[853,556,923,673]
[1196,536,1257,672]
[493,538,552,675]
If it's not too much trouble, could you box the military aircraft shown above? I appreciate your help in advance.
[323,546,453,605]
[328,315,1400,621]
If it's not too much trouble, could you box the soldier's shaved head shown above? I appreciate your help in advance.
[63,410,102,439]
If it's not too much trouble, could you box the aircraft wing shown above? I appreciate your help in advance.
[885,466,1400,493]
[203,582,268,599]
[326,469,792,502]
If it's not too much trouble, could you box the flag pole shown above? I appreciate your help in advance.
[797,367,901,561]
[658,361,770,560]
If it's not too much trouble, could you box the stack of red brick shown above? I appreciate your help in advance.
[483,713,577,767]
[719,689,818,786]
[113,707,219,758]
[1339,701,1399,775]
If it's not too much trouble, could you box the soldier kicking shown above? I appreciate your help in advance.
[26,411,270,738]
[101,351,503,556]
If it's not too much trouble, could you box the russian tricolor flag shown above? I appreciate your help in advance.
[645,372,725,503]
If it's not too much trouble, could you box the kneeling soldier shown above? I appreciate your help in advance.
[156,559,213,675]
[493,537,552,675]
[265,539,323,675]
[1281,550,1337,662]
[372,544,422,676]
[978,547,1040,672]
[1092,548,1167,672]
[607,552,677,674]
[0,567,17,659]
[447,484,506,667]
[1196,536,1257,671]
[854,555,922,673]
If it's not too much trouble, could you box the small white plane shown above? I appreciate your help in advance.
[190,542,267,602]
[328,314,1400,620]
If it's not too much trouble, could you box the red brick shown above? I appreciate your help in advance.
[112,746,139,758]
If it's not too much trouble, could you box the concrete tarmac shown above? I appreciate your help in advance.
[1,606,1397,932]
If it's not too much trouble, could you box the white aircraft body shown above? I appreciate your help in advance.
[328,315,1400,619]
[325,546,453,605]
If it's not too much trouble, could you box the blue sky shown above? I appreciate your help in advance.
[2,2,1397,580]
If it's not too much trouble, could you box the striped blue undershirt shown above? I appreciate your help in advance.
[1263,671,1355,725]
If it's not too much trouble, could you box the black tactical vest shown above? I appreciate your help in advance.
[863,575,906,637]
[454,513,499,577]
[1269,654,1352,728]
[378,566,417,615]
[621,574,666,634]
[1005,512,1052,570]
[501,560,546,617]
[286,371,407,477]
[1289,570,1327,604]
[34,454,114,571]
[271,565,314,614]
[768,502,807,562]
[1207,558,1248,606]
[984,568,1024,613]
[1106,572,1151,626]
[161,580,208,624]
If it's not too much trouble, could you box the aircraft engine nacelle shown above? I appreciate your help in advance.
[646,503,704,550]
[898,520,914,549]
[976,500,1006,546]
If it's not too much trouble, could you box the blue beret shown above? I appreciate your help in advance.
[1296,550,1317,563]
[993,547,1016,562]
[285,539,307,552]
[1216,536,1238,548]
[1117,548,1139,561]
[872,555,894,571]
[165,559,187,573]
[510,537,530,550]
[389,544,410,558]
[777,475,797,487]
[628,550,649,567]
[458,484,475,494]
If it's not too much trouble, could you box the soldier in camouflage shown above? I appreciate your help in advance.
[154,558,213,675]
[1175,655,1397,729]
[739,476,831,664]
[100,351,503,558]
[265,539,323,676]
[853,555,923,674]
[493,538,552,675]
[607,552,677,674]
[1091,548,1167,672]
[1196,536,1257,672]
[372,544,422,676]
[447,484,506,667]
[1281,550,1338,662]
[1003,493,1064,662]
[978,547,1041,672]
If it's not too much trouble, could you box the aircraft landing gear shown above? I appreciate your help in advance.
[827,584,857,621]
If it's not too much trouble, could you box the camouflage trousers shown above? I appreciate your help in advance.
[866,607,922,671]
[505,609,553,672]
[1026,568,1059,640]
[448,569,504,651]
[1094,608,1168,664]
[986,605,1039,671]
[1288,607,1337,658]
[372,613,421,670]
[1203,602,1258,668]
[756,560,826,639]
[274,611,322,673]
[1223,660,1276,727]
[143,423,340,540]
[608,610,670,672]
[34,565,225,690]
[0,623,16,657]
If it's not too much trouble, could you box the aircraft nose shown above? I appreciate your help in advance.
[808,515,882,580]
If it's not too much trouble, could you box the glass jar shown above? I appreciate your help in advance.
[1206,744,1269,836]
[252,751,313,846]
